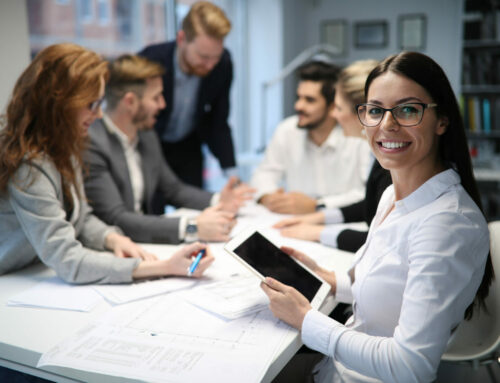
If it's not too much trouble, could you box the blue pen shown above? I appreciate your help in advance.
[187,249,205,276]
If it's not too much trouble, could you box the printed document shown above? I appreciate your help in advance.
[38,293,293,383]
[184,274,268,319]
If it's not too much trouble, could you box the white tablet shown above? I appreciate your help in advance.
[224,227,331,310]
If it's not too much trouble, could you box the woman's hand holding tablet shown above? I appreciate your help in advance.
[279,246,337,295]
[260,277,313,329]
[224,228,332,328]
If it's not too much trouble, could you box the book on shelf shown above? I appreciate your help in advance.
[483,98,491,134]
[494,98,500,132]
[463,96,497,134]
[467,97,478,132]
[474,97,481,132]
[493,53,500,84]
[459,95,466,124]
[463,50,500,86]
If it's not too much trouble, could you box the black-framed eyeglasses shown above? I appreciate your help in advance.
[88,96,105,113]
[356,102,438,127]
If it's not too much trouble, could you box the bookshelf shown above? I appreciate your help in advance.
[462,0,500,221]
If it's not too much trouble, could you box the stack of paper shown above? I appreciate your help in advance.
[8,277,102,312]
[184,275,268,319]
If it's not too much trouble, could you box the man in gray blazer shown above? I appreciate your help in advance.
[84,55,252,244]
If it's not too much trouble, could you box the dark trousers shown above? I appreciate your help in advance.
[161,133,203,188]
[272,352,323,383]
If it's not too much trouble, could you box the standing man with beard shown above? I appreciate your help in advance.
[251,61,372,214]
[138,1,236,189]
[83,55,253,244]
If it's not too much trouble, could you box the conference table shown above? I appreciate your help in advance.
[0,204,356,382]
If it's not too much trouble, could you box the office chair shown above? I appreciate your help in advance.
[441,220,500,382]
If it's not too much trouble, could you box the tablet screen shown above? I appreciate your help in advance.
[233,231,322,301]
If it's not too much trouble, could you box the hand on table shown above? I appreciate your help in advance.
[259,189,316,214]
[219,176,255,213]
[166,242,215,277]
[278,223,323,242]
[132,242,214,279]
[273,211,326,228]
[197,204,236,242]
[105,232,157,261]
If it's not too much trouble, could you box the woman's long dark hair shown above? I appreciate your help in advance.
[365,51,493,320]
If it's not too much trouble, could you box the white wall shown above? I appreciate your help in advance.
[204,0,285,183]
[246,0,284,150]
[0,0,30,113]
[282,0,464,116]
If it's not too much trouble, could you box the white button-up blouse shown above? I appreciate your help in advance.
[302,169,490,383]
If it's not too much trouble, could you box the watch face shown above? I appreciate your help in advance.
[185,222,198,243]
[186,224,197,234]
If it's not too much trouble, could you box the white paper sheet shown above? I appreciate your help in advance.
[92,277,196,305]
[8,277,102,312]
[38,293,293,383]
[184,275,268,319]
[231,203,290,237]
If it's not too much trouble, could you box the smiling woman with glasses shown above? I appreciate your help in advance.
[260,51,493,383]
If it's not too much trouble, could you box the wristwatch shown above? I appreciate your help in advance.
[315,201,326,211]
[185,218,198,243]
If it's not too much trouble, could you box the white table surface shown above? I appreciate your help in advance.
[0,205,355,383]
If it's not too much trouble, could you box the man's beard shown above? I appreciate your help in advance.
[296,110,329,131]
[179,47,210,77]
[132,104,153,130]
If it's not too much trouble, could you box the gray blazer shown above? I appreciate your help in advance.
[83,119,212,244]
[0,157,139,284]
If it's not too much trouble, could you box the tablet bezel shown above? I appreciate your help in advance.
[224,227,331,310]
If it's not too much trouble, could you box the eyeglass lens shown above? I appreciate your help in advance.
[358,103,425,127]
[89,97,104,112]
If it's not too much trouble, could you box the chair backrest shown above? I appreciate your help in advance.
[441,220,500,361]
[489,221,500,298]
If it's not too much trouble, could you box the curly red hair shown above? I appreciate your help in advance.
[0,43,108,205]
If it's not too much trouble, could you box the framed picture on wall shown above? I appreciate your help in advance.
[354,21,388,49]
[399,14,426,51]
[320,19,347,56]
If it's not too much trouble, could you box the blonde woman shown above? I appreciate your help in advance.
[275,60,391,253]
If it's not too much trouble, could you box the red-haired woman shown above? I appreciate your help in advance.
[0,44,213,283]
